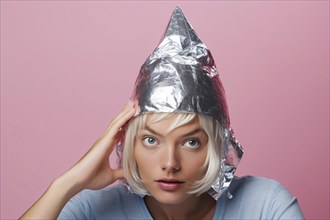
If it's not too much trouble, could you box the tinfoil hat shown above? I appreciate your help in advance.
[118,6,243,200]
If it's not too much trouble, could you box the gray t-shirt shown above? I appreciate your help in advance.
[58,176,304,219]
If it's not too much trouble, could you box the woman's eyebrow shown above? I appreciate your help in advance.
[143,125,162,136]
[181,128,205,138]
[143,125,204,138]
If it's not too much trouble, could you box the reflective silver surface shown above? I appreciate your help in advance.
[133,7,230,128]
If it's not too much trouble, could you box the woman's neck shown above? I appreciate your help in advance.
[144,193,216,220]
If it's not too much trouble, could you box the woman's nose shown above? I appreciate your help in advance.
[161,146,181,173]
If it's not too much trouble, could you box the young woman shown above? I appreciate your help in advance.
[20,7,304,220]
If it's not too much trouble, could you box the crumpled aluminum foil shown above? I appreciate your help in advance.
[117,6,243,200]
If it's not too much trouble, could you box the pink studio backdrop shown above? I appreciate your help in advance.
[1,1,329,219]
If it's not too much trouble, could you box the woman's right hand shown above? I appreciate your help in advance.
[20,100,139,219]
[63,100,138,193]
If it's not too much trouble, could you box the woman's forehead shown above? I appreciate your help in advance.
[145,112,197,125]
[142,113,201,135]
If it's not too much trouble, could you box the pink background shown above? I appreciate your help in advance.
[1,1,329,219]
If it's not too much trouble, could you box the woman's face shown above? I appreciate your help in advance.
[134,114,209,205]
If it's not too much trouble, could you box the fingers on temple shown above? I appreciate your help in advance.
[105,100,138,137]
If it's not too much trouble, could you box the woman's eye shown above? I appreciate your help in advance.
[184,139,200,149]
[142,137,158,146]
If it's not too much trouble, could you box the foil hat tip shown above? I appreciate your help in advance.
[161,5,202,50]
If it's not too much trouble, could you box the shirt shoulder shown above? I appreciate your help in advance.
[214,176,304,220]
[58,184,152,220]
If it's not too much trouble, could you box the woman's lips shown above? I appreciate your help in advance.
[156,179,185,191]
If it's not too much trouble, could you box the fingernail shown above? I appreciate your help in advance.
[127,100,133,107]
[134,106,141,116]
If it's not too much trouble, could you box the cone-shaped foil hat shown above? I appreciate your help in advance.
[121,6,243,200]
[133,7,230,127]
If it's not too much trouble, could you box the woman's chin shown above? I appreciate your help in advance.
[147,191,193,205]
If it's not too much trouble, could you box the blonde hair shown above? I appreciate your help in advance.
[122,112,223,196]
